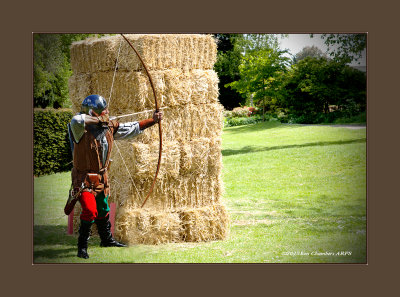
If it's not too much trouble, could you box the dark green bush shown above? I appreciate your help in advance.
[333,111,366,124]
[287,111,366,124]
[34,108,73,176]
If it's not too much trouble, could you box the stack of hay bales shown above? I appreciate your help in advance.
[69,34,229,244]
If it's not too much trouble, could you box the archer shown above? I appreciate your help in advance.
[64,94,162,259]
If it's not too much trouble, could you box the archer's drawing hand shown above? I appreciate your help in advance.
[94,109,110,127]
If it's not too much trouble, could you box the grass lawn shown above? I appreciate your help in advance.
[34,120,366,263]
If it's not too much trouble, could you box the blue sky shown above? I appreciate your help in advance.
[278,34,366,66]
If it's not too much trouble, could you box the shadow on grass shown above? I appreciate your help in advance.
[34,225,79,261]
[224,121,284,134]
[224,121,367,135]
[222,138,366,157]
[34,225,76,246]
[34,248,77,261]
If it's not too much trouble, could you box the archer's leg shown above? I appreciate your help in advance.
[95,192,126,247]
[77,191,97,259]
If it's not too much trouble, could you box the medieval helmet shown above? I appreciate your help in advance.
[81,95,107,115]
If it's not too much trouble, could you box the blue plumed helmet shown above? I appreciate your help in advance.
[81,95,107,115]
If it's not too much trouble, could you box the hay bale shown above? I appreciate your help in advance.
[70,34,217,74]
[109,170,224,210]
[68,69,219,114]
[208,138,223,177]
[130,103,224,144]
[109,140,181,182]
[179,204,230,242]
[70,36,120,74]
[114,204,229,245]
[115,207,183,245]
[107,136,223,210]
[68,74,92,113]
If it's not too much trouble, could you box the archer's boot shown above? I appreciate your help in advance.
[95,216,127,247]
[77,221,92,259]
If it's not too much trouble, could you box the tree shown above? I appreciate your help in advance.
[214,34,288,110]
[282,57,340,116]
[311,33,366,64]
[235,33,282,54]
[293,45,327,64]
[33,33,107,108]
[33,34,69,108]
[214,34,245,110]
[280,57,366,122]
[227,47,290,121]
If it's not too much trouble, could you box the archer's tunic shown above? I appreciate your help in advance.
[69,113,143,196]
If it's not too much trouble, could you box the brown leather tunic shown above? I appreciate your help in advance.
[71,120,119,196]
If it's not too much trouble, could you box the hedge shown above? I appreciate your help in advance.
[34,108,74,176]
[224,114,274,127]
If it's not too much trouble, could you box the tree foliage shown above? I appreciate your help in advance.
[225,35,290,118]
[33,33,107,109]
[312,33,367,64]
[216,34,366,124]
[293,45,327,64]
[235,33,281,54]
[228,48,290,100]
[214,34,287,110]
[214,34,244,110]
[34,34,70,108]
[280,57,366,122]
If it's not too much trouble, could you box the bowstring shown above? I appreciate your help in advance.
[108,35,144,205]
[108,37,123,107]
[113,141,144,204]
